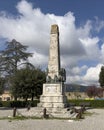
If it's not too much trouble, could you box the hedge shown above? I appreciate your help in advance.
[0,100,39,108]
[68,99,104,108]
[0,99,104,108]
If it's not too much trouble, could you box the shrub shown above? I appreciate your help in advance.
[68,99,104,108]
[0,100,39,108]
[0,101,2,107]
[2,101,11,107]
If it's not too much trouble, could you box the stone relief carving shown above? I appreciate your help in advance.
[46,68,66,83]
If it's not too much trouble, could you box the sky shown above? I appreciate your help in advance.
[0,0,104,86]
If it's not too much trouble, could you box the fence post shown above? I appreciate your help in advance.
[13,107,17,117]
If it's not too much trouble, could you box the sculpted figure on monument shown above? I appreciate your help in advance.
[46,75,51,83]
[59,68,66,82]
[54,75,59,83]
[46,69,66,83]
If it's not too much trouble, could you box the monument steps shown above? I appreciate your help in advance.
[17,107,73,118]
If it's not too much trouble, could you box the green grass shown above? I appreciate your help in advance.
[0,115,74,121]
[0,116,42,121]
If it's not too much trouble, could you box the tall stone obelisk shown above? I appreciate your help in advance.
[39,24,67,112]
[48,24,60,79]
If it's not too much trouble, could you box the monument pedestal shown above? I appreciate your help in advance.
[38,82,67,112]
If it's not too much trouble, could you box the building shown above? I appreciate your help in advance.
[0,90,12,101]
[65,84,89,99]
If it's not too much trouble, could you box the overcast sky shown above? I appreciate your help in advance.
[0,0,104,86]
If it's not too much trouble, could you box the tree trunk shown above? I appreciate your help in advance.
[31,93,34,101]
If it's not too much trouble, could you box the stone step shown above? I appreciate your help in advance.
[17,107,77,118]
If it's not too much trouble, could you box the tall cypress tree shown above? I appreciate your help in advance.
[99,66,104,88]
[0,77,5,95]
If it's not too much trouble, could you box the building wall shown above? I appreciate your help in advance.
[0,91,12,101]
[65,92,89,99]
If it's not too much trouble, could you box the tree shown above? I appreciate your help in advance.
[0,77,5,94]
[99,66,104,88]
[86,86,97,98]
[86,86,104,98]
[10,64,46,101]
[96,88,103,98]
[0,39,32,76]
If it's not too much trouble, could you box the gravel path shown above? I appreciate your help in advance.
[0,108,104,130]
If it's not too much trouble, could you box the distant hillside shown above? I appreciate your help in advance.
[65,84,89,92]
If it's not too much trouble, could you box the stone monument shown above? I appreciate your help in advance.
[17,25,82,119]
[39,24,67,112]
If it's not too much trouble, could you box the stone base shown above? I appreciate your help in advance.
[18,107,75,119]
[38,83,67,112]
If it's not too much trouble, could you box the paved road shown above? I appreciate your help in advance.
[0,108,104,130]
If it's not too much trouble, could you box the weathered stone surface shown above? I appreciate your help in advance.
[51,24,59,34]
[48,24,60,79]
[38,83,67,110]
[38,24,67,112]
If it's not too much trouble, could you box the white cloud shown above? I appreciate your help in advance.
[83,64,103,85]
[67,65,88,84]
[77,20,92,39]
[67,75,81,84]
[100,44,104,63]
[79,37,100,60]
[0,0,86,65]
[0,0,104,85]
[67,65,88,76]
[94,17,104,32]
[28,51,48,69]
[67,64,103,86]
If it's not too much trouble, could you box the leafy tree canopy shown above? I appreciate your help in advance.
[0,39,32,75]
[86,86,103,98]
[10,64,46,101]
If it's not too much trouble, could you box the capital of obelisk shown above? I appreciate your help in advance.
[38,24,67,111]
